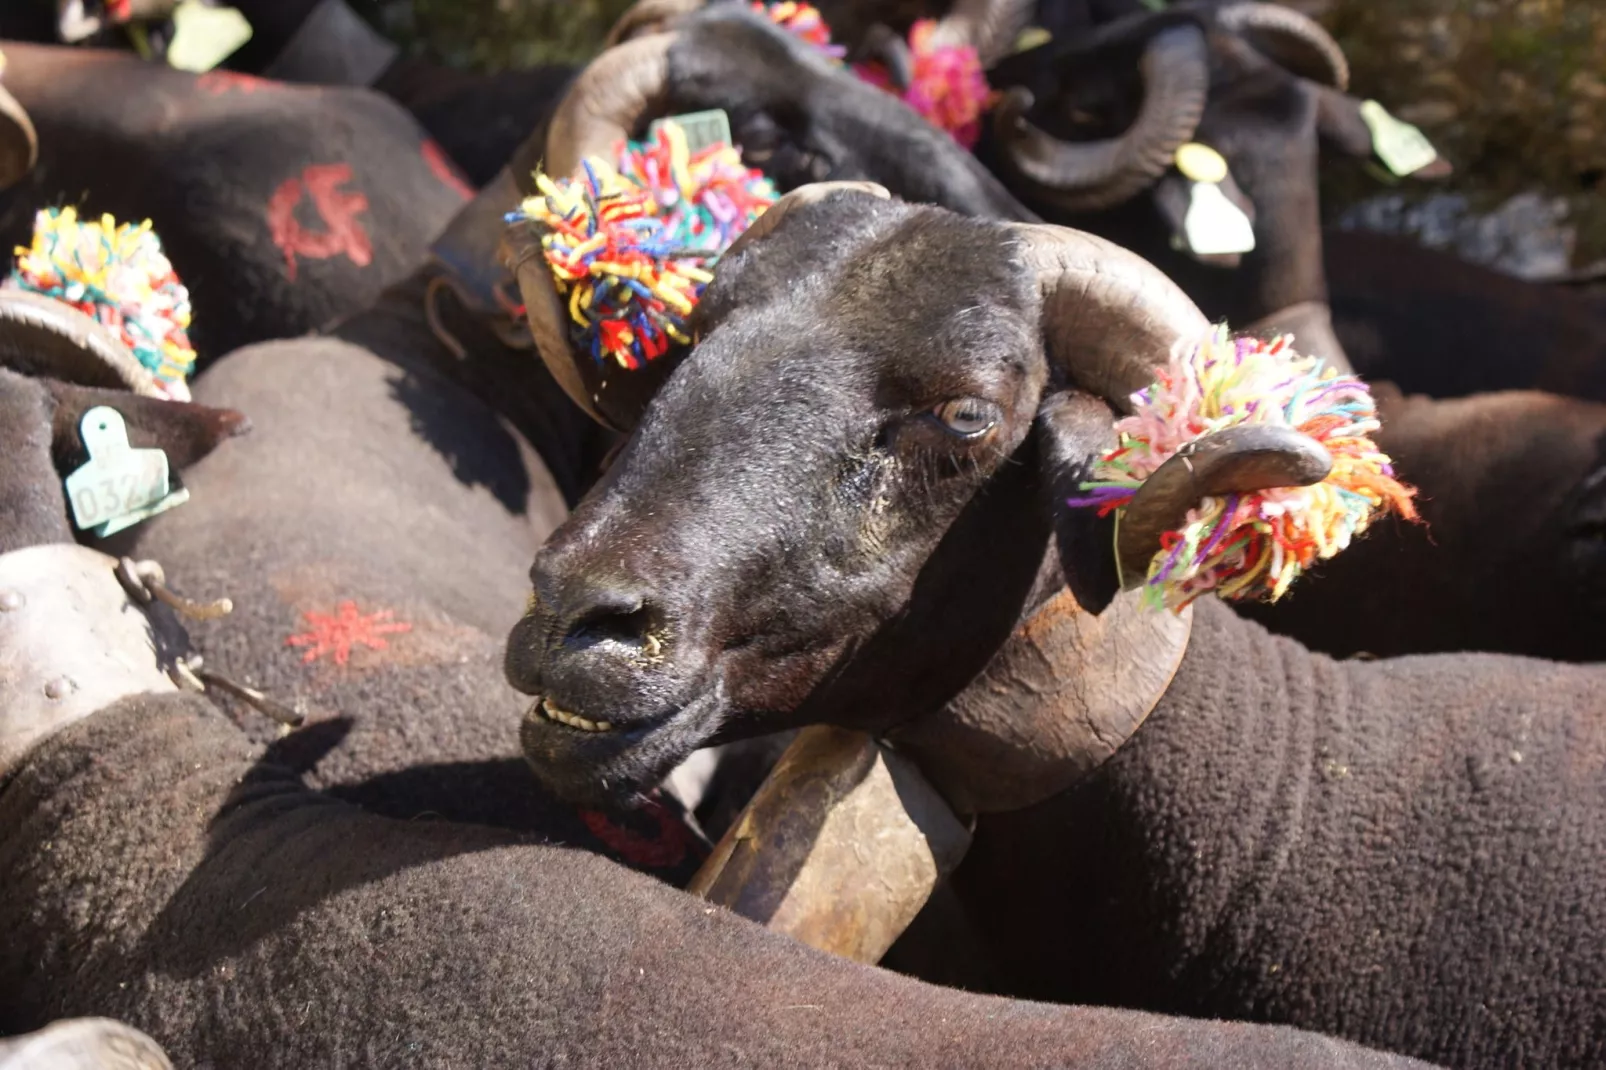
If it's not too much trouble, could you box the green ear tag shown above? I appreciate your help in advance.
[1012,26,1052,53]
[1183,181,1256,256]
[64,406,189,537]
[648,109,734,154]
[1359,100,1439,177]
[165,0,253,73]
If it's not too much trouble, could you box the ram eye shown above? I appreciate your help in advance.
[932,398,999,438]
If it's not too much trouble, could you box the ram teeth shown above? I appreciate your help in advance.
[539,696,613,733]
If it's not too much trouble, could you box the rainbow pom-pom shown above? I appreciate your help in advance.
[757,4,994,147]
[1069,328,1418,612]
[509,121,777,371]
[8,206,196,400]
[756,1,843,57]
[853,19,993,149]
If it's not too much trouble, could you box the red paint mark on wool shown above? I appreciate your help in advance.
[266,163,374,281]
[421,139,474,200]
[197,70,273,95]
[285,601,412,666]
[581,799,695,870]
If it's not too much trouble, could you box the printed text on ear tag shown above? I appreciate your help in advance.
[1359,101,1439,177]
[649,110,734,156]
[64,406,189,537]
[166,0,253,73]
[1184,182,1256,256]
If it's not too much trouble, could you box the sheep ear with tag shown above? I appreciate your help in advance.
[1313,86,1452,180]
[1155,143,1257,267]
[1359,100,1452,179]
[45,382,249,537]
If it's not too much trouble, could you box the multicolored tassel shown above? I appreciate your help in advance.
[853,19,994,150]
[8,206,197,399]
[508,121,777,371]
[757,3,994,147]
[756,1,843,57]
[1069,327,1419,612]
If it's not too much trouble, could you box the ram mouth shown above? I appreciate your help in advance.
[529,696,616,733]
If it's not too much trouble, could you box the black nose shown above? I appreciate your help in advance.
[556,580,656,652]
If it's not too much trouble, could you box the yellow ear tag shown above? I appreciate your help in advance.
[1175,142,1229,185]
[1359,100,1439,177]
[64,406,190,537]
[165,1,253,73]
[1183,181,1256,256]
[1013,26,1053,53]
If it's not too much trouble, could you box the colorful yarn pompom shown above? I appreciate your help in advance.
[508,120,777,371]
[8,206,196,399]
[756,1,844,58]
[853,20,994,149]
[1068,327,1418,612]
[756,3,994,147]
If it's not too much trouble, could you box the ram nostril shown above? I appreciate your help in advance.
[562,587,657,651]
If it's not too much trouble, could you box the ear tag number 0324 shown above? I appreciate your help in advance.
[1360,100,1439,177]
[648,110,734,155]
[64,406,190,538]
[1175,143,1255,257]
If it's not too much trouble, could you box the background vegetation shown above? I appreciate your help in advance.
[377,0,1606,268]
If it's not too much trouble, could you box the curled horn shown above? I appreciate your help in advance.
[506,33,675,431]
[0,289,160,396]
[544,33,673,179]
[854,23,916,93]
[1013,222,1207,405]
[1013,223,1331,579]
[1215,2,1349,90]
[993,24,1209,213]
[1113,425,1332,586]
[929,0,1038,69]
[605,0,706,47]
[721,181,892,262]
[0,82,38,192]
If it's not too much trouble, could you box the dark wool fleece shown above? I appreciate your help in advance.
[955,598,1606,1070]
[115,335,695,882]
[0,692,1440,1070]
[0,43,468,362]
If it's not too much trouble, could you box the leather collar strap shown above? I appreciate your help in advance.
[429,168,523,312]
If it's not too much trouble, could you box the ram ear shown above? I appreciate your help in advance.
[1151,168,1258,269]
[1313,85,1453,178]
[1033,389,1121,614]
[44,381,251,473]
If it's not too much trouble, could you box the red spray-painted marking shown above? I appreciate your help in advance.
[421,139,474,201]
[197,70,273,95]
[285,600,412,666]
[267,163,373,281]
